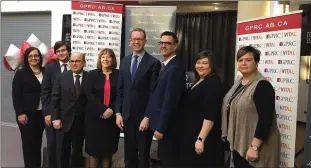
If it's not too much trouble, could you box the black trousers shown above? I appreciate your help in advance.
[233,151,254,168]
[158,133,180,168]
[57,116,85,168]
[45,124,57,168]
[17,110,45,168]
[123,117,154,168]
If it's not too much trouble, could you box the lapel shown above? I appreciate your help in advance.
[124,54,133,86]
[132,53,149,86]
[65,71,75,96]
[54,61,61,74]
[97,69,105,88]
[152,56,177,91]
[28,69,41,86]
[109,69,117,85]
[81,71,87,94]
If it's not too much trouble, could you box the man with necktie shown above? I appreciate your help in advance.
[51,52,88,168]
[116,28,161,168]
[41,41,71,168]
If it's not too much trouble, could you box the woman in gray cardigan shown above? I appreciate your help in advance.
[221,45,280,167]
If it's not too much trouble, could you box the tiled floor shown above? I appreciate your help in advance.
[110,139,158,168]
[294,122,306,168]
[1,122,307,168]
[111,123,307,168]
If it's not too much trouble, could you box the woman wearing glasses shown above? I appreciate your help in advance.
[85,48,120,168]
[12,47,45,168]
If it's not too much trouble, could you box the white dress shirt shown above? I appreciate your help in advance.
[59,61,69,73]
[162,55,176,66]
[73,71,83,84]
[130,50,145,73]
[36,76,43,110]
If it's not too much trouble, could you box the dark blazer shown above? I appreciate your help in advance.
[50,71,88,132]
[86,68,119,116]
[85,68,120,156]
[145,56,185,134]
[116,52,161,123]
[12,68,45,116]
[41,61,61,116]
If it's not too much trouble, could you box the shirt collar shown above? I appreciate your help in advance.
[59,60,69,66]
[73,71,83,78]
[132,50,145,59]
[163,55,176,66]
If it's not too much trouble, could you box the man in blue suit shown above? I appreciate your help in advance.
[145,31,185,167]
[116,28,161,168]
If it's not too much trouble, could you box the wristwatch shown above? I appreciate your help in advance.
[250,145,259,151]
[197,136,205,142]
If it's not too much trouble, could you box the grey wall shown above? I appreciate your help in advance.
[1,12,51,167]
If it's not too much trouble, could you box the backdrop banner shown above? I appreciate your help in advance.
[124,6,176,61]
[71,1,123,70]
[236,11,302,167]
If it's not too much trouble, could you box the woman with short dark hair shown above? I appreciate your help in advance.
[181,50,224,167]
[85,48,120,168]
[222,45,280,167]
[12,47,45,168]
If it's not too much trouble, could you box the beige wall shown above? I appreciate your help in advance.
[139,1,238,13]
[298,56,309,122]
[289,0,311,122]
[237,1,271,21]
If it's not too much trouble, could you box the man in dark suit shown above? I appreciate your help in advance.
[145,31,185,167]
[41,41,70,168]
[116,28,161,168]
[51,52,88,168]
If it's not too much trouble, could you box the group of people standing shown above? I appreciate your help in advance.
[12,28,280,168]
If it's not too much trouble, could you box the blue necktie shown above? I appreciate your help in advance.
[131,55,138,82]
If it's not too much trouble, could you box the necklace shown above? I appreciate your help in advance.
[33,69,41,75]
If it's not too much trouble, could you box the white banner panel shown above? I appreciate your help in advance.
[236,11,302,167]
[71,1,123,70]
[125,6,176,61]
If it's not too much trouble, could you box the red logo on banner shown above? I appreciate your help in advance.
[237,13,302,35]
[72,1,123,14]
[280,105,292,112]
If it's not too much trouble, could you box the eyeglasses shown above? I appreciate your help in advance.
[69,60,83,64]
[28,55,39,59]
[131,38,144,42]
[158,41,173,46]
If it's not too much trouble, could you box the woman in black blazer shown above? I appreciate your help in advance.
[12,47,45,168]
[85,48,120,168]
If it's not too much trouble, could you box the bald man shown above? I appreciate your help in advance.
[51,52,88,168]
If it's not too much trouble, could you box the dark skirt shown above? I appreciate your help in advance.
[181,137,224,167]
[85,113,120,157]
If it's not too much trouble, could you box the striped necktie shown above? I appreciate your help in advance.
[131,55,138,81]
